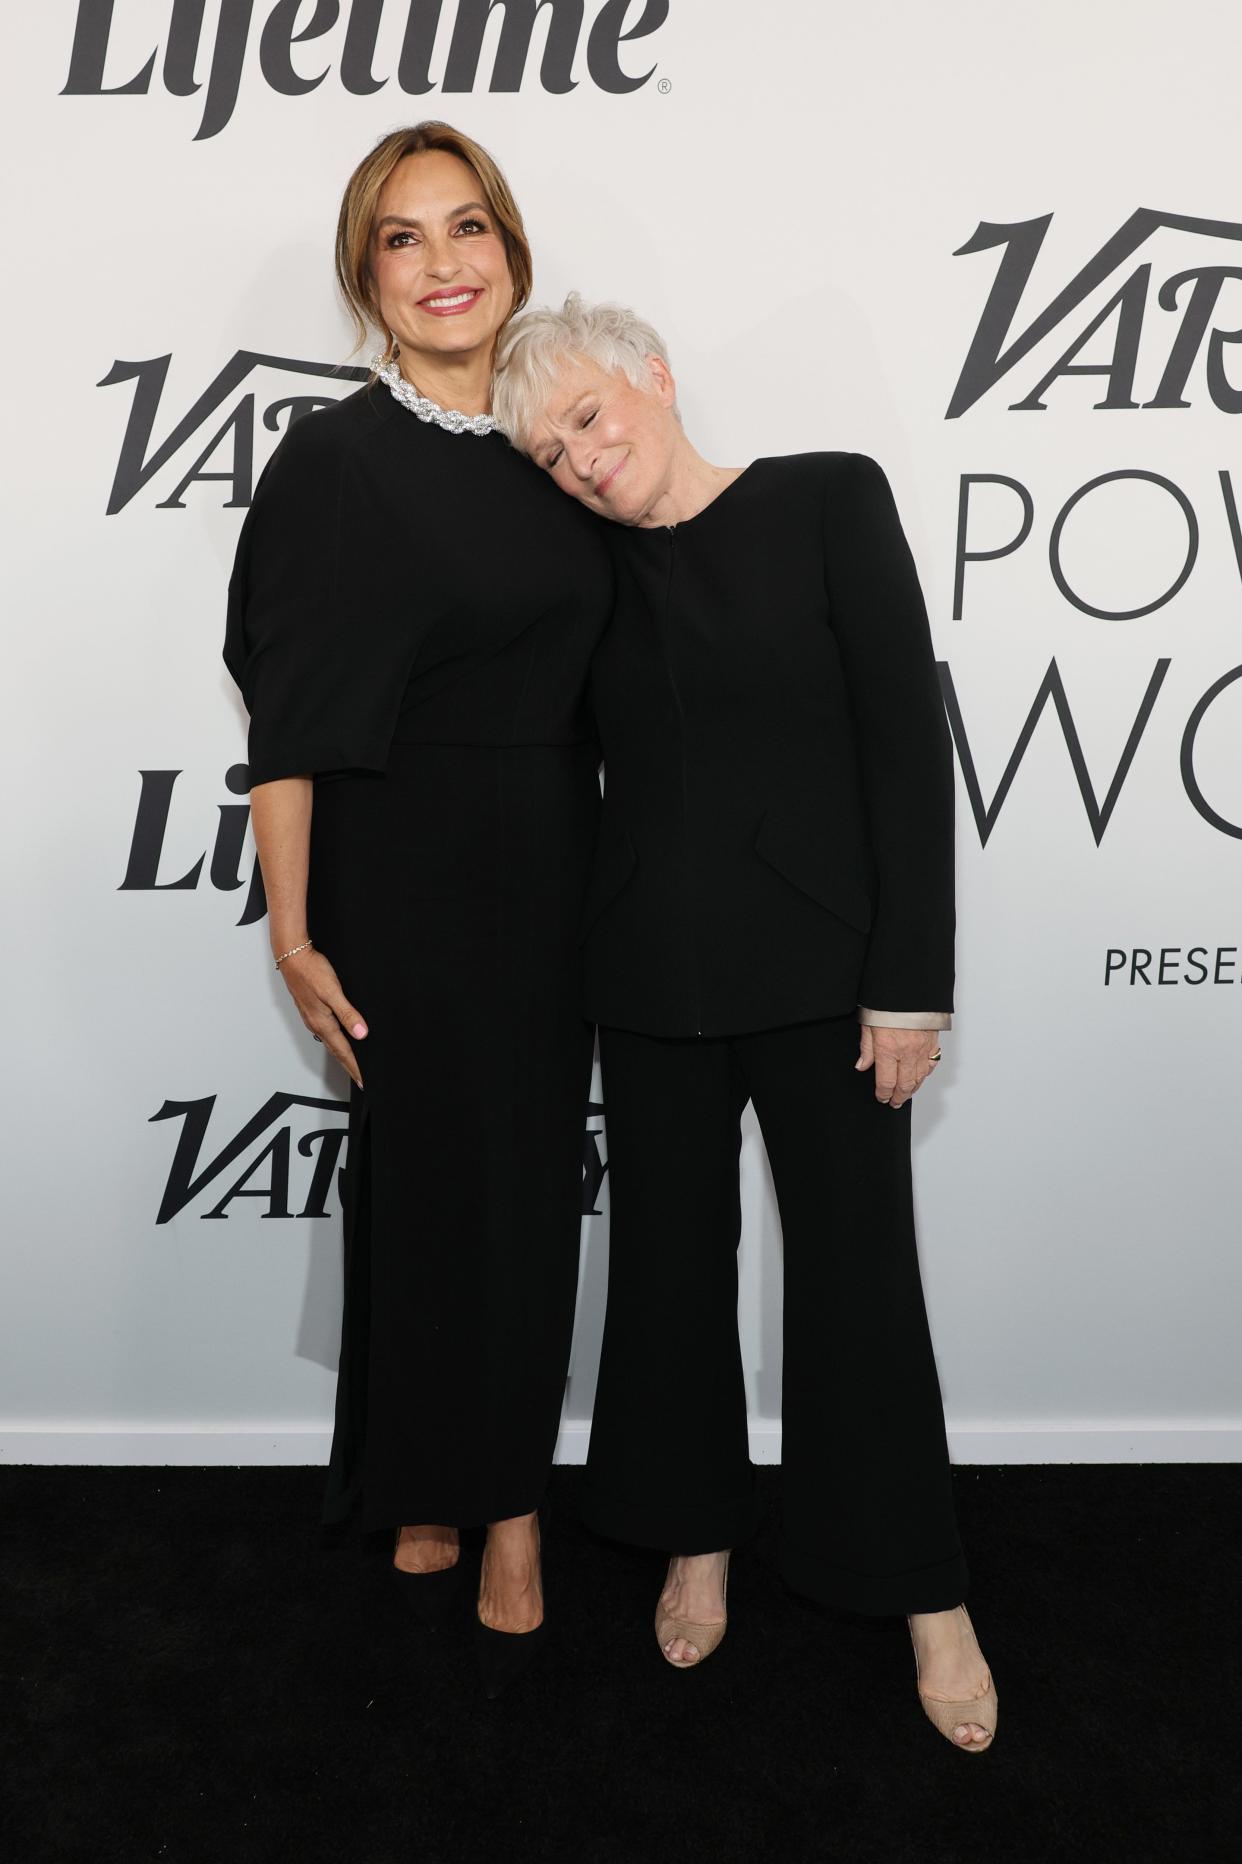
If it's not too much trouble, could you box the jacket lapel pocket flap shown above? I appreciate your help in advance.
[578,829,638,944]
[754,812,873,935]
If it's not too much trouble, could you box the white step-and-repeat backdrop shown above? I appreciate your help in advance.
[4,1,1239,1465]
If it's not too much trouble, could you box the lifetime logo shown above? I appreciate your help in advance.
[62,0,670,140]
[122,765,268,926]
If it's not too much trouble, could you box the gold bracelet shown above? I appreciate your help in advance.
[274,938,313,969]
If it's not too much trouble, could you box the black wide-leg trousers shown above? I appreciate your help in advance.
[579,1014,969,1615]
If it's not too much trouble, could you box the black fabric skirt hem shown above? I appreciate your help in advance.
[576,1469,763,1554]
[320,1474,552,1536]
[777,1537,970,1617]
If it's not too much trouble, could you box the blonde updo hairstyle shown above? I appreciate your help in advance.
[493,292,681,452]
[334,121,534,366]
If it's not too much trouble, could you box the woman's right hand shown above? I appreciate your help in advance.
[277,947,368,1089]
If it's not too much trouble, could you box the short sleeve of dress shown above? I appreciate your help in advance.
[223,407,395,786]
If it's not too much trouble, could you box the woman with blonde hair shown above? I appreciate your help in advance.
[224,132,611,1697]
[492,295,998,1751]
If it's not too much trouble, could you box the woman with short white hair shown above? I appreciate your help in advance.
[493,296,998,1752]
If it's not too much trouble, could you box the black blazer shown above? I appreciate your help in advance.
[579,451,954,1038]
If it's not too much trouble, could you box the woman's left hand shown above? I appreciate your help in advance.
[855,1026,942,1108]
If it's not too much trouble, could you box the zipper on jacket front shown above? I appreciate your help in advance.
[662,526,702,1037]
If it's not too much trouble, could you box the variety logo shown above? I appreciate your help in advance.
[152,1091,349,1223]
[64,0,669,140]
[152,1091,611,1221]
[99,351,363,515]
[949,209,1242,416]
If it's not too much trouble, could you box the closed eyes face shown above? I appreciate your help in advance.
[370,149,514,358]
[527,354,678,524]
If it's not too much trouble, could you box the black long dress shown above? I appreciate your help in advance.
[223,379,612,1533]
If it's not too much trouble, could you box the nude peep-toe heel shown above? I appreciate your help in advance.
[655,1551,731,1669]
[909,1603,998,1753]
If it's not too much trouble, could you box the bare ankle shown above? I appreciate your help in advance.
[670,1549,728,1575]
[488,1509,538,1533]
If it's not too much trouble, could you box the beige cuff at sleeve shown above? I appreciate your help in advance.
[857,1007,952,1030]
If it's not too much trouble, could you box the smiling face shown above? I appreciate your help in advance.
[526,353,682,525]
[369,149,515,370]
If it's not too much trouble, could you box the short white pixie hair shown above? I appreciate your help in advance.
[493,291,677,453]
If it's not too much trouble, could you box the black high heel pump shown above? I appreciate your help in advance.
[473,1507,549,1699]
[389,1529,463,1628]
[473,1615,548,1700]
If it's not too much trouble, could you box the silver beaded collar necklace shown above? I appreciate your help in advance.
[371,353,501,437]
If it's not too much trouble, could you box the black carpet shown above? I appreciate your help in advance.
[3,1465,1236,1862]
